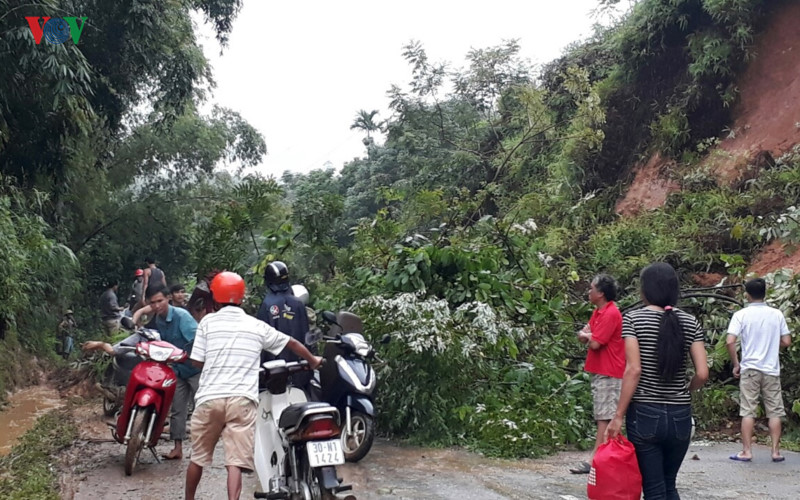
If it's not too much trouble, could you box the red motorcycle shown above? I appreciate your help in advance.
[109,329,187,475]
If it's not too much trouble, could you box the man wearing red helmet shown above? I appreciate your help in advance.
[128,269,144,311]
[185,271,322,500]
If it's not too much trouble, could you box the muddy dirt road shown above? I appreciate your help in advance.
[61,401,799,500]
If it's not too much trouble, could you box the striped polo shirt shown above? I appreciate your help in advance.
[622,308,705,404]
[191,306,290,406]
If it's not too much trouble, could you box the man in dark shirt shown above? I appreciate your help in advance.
[99,280,124,335]
[140,257,166,308]
[256,261,311,388]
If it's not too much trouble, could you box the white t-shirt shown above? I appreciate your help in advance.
[727,302,790,376]
[191,306,290,406]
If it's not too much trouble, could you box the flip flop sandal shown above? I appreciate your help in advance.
[569,461,592,474]
[729,454,751,462]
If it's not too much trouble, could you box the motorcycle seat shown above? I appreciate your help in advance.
[278,402,338,430]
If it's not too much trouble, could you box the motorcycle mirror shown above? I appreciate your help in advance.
[380,334,391,345]
[321,311,338,325]
[305,329,322,346]
[140,328,161,341]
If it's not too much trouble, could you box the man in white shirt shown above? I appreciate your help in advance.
[184,271,322,500]
[726,277,792,463]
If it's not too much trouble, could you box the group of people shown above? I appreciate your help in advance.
[84,259,317,500]
[573,262,792,499]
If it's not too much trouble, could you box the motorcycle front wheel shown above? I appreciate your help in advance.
[342,410,375,462]
[124,406,151,476]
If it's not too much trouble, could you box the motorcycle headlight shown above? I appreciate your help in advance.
[148,345,173,362]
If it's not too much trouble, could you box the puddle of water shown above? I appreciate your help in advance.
[0,385,63,456]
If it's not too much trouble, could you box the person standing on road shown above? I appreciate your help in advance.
[726,277,792,463]
[185,271,322,500]
[99,280,124,336]
[606,262,708,499]
[570,274,624,474]
[147,284,200,460]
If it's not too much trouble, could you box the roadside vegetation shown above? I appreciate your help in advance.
[0,0,798,467]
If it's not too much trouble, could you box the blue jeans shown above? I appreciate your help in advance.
[626,402,692,500]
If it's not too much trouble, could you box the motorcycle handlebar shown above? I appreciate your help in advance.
[259,358,324,374]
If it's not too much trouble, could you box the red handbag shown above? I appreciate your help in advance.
[587,435,642,500]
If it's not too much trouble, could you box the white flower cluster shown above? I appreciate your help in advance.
[510,218,538,235]
[537,252,553,267]
[354,293,526,357]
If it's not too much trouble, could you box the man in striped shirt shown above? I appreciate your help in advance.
[185,271,322,500]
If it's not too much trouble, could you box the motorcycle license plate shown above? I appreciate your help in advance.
[306,439,344,467]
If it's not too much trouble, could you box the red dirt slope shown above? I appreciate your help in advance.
[615,153,679,217]
[712,1,800,184]
[617,2,800,274]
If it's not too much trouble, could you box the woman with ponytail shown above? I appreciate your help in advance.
[605,262,708,499]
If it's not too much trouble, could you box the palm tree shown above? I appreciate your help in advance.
[349,109,381,140]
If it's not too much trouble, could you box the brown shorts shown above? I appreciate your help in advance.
[190,396,257,471]
[591,374,622,421]
[739,369,785,418]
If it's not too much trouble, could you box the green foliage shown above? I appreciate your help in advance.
[0,410,78,499]
[352,292,593,456]
[191,175,283,276]
[651,108,691,156]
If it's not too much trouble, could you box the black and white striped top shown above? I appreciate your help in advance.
[622,308,704,405]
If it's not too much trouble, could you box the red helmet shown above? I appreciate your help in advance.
[210,271,245,305]
[134,269,144,277]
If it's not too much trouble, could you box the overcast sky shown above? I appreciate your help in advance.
[195,0,622,177]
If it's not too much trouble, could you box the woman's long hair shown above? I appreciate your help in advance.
[640,262,685,380]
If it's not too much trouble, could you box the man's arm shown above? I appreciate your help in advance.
[82,341,114,355]
[189,318,206,369]
[688,340,709,391]
[140,270,151,307]
[587,315,621,351]
[780,334,791,348]
[132,304,153,326]
[285,338,322,370]
[726,334,740,378]
[109,293,124,312]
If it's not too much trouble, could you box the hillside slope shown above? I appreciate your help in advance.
[616,1,800,274]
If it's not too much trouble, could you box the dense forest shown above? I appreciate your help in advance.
[2,0,800,457]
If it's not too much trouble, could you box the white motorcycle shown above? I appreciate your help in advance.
[254,359,356,500]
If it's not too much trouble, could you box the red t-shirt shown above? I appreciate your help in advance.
[584,301,625,378]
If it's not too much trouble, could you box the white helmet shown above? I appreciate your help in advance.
[291,284,309,305]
